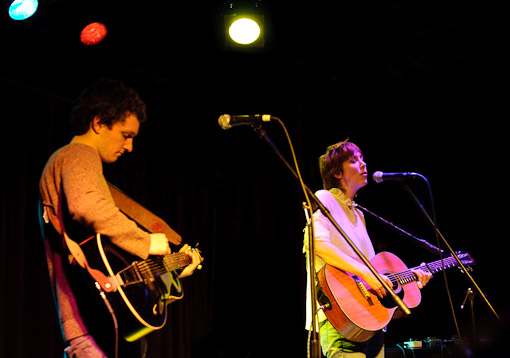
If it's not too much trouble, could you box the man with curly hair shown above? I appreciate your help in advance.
[39,79,201,358]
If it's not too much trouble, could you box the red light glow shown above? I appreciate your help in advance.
[80,22,107,46]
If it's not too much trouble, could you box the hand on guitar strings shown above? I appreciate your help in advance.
[356,267,393,299]
[365,264,432,294]
[365,265,432,298]
[148,233,171,255]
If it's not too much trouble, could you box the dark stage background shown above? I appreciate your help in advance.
[1,1,508,357]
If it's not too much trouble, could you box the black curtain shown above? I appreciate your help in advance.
[2,1,510,355]
[0,80,310,358]
[2,75,510,358]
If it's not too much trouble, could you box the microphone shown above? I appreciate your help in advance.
[218,114,272,130]
[372,171,420,183]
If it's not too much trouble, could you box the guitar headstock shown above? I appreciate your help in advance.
[191,243,204,270]
[456,252,476,267]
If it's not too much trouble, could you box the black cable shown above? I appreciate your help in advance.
[95,282,119,358]
[395,344,406,358]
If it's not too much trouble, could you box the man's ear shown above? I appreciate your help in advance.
[334,172,343,180]
[91,116,102,134]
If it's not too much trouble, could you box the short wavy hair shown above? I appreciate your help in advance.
[319,141,362,190]
[70,79,147,135]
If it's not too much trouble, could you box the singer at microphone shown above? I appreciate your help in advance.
[218,114,272,130]
[303,139,432,357]
[372,171,420,183]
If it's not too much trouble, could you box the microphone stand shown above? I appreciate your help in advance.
[250,125,411,337]
[460,288,476,333]
[355,203,443,255]
[401,181,500,321]
[303,201,322,358]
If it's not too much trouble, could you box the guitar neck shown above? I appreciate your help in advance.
[388,255,462,285]
[140,252,191,277]
[162,252,191,272]
[419,256,462,275]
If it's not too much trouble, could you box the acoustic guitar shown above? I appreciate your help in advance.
[78,233,201,342]
[317,251,474,342]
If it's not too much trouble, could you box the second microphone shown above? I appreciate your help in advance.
[218,114,272,130]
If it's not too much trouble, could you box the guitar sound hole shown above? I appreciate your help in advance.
[378,283,404,309]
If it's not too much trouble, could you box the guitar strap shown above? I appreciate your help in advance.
[107,183,181,245]
[42,197,119,292]
[41,183,181,292]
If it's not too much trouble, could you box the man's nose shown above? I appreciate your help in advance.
[124,138,134,152]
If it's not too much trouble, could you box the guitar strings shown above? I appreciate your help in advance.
[385,256,459,285]
[136,253,191,276]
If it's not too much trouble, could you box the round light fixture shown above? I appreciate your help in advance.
[228,18,261,45]
[80,22,107,46]
[8,0,38,20]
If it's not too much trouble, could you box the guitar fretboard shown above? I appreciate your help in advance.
[137,252,191,276]
[387,255,467,285]
[163,252,191,272]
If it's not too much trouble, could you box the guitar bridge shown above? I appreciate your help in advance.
[354,277,374,306]
[116,262,144,287]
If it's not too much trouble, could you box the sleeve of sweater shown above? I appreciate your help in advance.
[61,145,151,259]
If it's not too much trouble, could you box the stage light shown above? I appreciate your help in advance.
[222,1,266,49]
[8,0,38,20]
[228,18,261,45]
[80,22,107,46]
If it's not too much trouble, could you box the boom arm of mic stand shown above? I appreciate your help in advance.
[355,203,443,255]
[252,125,411,317]
[401,182,501,321]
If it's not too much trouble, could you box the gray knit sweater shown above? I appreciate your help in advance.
[40,142,151,341]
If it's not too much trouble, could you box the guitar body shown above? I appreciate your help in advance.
[79,234,185,341]
[317,251,473,342]
[317,252,422,342]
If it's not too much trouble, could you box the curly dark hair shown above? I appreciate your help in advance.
[70,79,147,135]
[319,141,362,190]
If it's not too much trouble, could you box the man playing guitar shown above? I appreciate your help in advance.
[39,80,202,358]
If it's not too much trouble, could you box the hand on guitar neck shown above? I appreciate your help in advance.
[149,233,203,278]
[178,244,203,278]
[412,265,432,289]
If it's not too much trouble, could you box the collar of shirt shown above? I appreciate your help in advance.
[329,188,355,209]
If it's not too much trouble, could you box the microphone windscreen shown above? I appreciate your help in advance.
[218,114,232,130]
[372,171,383,183]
